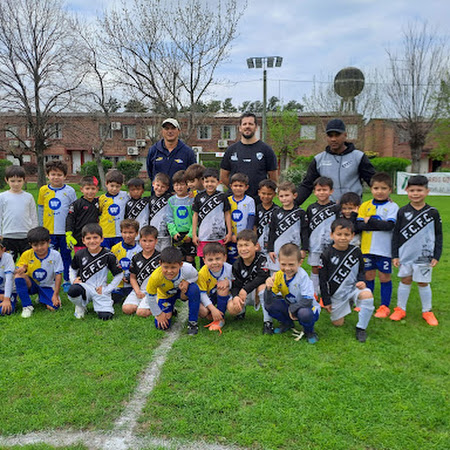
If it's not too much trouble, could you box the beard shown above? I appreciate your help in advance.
[241,130,255,139]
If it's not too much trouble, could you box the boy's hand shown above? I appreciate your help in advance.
[233,295,245,308]
[178,280,189,294]
[392,258,400,268]
[265,276,275,289]
[289,311,297,321]
[430,258,439,267]
[192,235,199,246]
[73,277,82,284]
[96,286,103,294]
[269,252,277,263]
[184,236,192,243]
[300,250,306,261]
[136,290,146,299]
[173,233,181,241]
[224,232,232,244]
[51,293,61,308]
[209,305,224,322]
[231,235,237,243]
[323,304,332,313]
[15,266,27,276]
[156,312,170,329]
[0,298,12,314]
[364,216,370,223]
[238,289,247,302]
[216,280,229,295]
[356,281,366,290]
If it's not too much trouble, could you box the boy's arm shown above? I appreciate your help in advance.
[52,273,63,306]
[103,273,123,295]
[432,209,443,262]
[192,211,199,244]
[318,253,332,306]
[224,210,232,243]
[357,217,396,231]
[300,210,309,251]
[166,198,177,236]
[391,212,402,260]
[29,195,38,228]
[242,256,270,295]
[267,212,276,252]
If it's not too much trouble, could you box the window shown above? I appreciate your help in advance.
[44,155,62,163]
[346,124,358,140]
[49,123,62,139]
[99,124,113,139]
[197,125,212,140]
[146,125,157,140]
[221,125,236,140]
[5,125,19,139]
[122,125,136,140]
[300,125,316,140]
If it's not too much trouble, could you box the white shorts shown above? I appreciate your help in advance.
[71,283,114,314]
[123,291,152,309]
[307,252,321,267]
[330,287,371,322]
[398,263,432,283]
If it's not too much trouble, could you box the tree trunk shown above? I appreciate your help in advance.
[35,145,47,188]
[410,144,423,173]
[95,152,106,191]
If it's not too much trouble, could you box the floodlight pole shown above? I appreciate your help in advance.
[262,66,267,141]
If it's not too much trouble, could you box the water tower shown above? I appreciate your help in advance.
[334,67,365,113]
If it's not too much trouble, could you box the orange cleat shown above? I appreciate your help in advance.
[204,320,225,334]
[390,307,406,321]
[353,307,361,312]
[422,311,438,326]
[374,305,390,319]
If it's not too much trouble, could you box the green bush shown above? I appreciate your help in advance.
[116,160,143,182]
[371,157,410,187]
[80,160,113,178]
[0,160,13,188]
[202,160,221,170]
[281,155,314,184]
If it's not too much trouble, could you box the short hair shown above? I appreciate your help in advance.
[236,229,258,245]
[160,246,183,264]
[370,172,393,189]
[230,172,249,185]
[202,167,219,180]
[80,175,99,188]
[27,226,50,244]
[5,165,26,180]
[127,177,145,188]
[0,237,5,249]
[313,176,333,189]
[46,160,67,176]
[407,175,428,188]
[184,163,206,181]
[120,219,139,232]
[239,112,257,126]
[331,218,354,233]
[105,169,124,185]
[258,179,277,192]
[278,243,302,261]
[278,181,296,194]
[203,242,227,257]
[82,223,103,238]
[153,172,170,186]
[339,192,361,207]
[140,225,158,239]
[172,170,186,184]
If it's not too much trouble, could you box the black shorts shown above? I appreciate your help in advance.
[173,232,196,258]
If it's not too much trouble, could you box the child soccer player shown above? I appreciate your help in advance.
[15,227,63,318]
[148,172,172,252]
[125,178,149,233]
[111,219,142,303]
[122,226,160,317]
[337,192,362,246]
[227,173,255,264]
[228,230,272,334]
[197,243,233,333]
[390,175,442,326]
[66,176,100,253]
[146,246,201,335]
[319,219,375,342]
[67,223,123,320]
[184,163,206,197]
[267,181,308,272]
[265,243,321,343]
[0,238,17,315]
[166,170,195,263]
[192,168,232,264]
[99,169,129,249]
[356,172,399,318]
[0,165,38,261]
[306,177,339,296]
[38,161,77,291]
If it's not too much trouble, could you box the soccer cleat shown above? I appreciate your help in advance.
[353,307,361,312]
[374,304,390,319]
[62,281,71,293]
[422,311,438,326]
[263,321,274,335]
[204,320,225,334]
[305,331,319,344]
[355,327,367,343]
[187,321,199,335]
[390,307,406,321]
[21,305,34,318]
[274,323,294,334]
[74,305,86,319]
[235,311,246,320]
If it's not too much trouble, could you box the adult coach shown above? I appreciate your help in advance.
[220,113,278,199]
[146,118,196,184]
[297,119,375,204]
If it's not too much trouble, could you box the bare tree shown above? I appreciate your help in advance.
[385,22,449,172]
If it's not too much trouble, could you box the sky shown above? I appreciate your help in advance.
[67,0,449,109]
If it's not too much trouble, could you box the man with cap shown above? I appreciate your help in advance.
[296,119,375,205]
[146,118,196,185]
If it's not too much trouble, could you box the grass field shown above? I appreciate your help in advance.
[0,186,448,449]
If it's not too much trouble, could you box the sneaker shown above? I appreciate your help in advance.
[374,304,390,319]
[305,331,319,344]
[390,307,406,321]
[187,321,198,335]
[356,327,367,343]
[263,321,274,335]
[274,323,294,334]
[62,281,71,293]
[422,311,438,326]
[74,305,86,319]
[21,305,34,318]
[235,311,246,320]
[204,320,225,334]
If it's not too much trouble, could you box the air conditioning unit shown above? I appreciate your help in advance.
[135,139,146,147]
[217,139,228,148]
[111,122,121,130]
[127,146,139,156]
[192,146,203,152]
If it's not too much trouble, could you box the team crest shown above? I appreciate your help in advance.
[311,207,317,214]
[405,212,413,220]
[277,212,284,219]
[331,256,339,265]
[137,261,143,268]
[82,257,88,265]
[256,152,263,160]
[231,153,238,161]
[342,160,353,168]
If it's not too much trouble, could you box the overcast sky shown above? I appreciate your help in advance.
[68,0,449,108]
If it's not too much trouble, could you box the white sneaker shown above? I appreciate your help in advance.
[74,305,86,319]
[21,305,34,318]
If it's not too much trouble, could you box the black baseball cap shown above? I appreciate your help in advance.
[326,119,346,134]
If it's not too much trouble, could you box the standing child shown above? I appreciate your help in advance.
[99,170,129,249]
[111,219,142,303]
[319,219,374,342]
[184,163,206,197]
[67,223,123,320]
[337,192,362,247]
[0,238,17,315]
[38,161,77,291]
[15,227,63,318]
[0,166,38,261]
[66,176,100,253]
[125,178,149,233]
[227,173,255,264]
[390,175,442,326]
[356,172,399,318]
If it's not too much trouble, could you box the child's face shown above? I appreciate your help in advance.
[371,181,391,202]
[106,181,122,196]
[121,227,138,245]
[80,184,99,201]
[314,184,333,204]
[258,186,276,206]
[230,181,248,199]
[187,177,203,192]
[140,234,157,254]
[173,181,188,197]
[278,253,301,279]
[82,232,103,251]
[160,261,182,280]
[47,169,66,188]
[203,176,219,194]
[31,240,50,258]
[6,176,25,193]
[237,239,257,261]
[406,185,429,205]
[129,185,144,200]
[331,226,354,250]
[278,189,297,208]
[153,180,169,197]
[204,252,226,273]
[340,203,359,219]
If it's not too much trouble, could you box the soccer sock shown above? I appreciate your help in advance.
[186,283,201,322]
[259,289,272,322]
[356,296,374,329]
[397,282,412,311]
[15,278,32,307]
[366,279,375,292]
[380,281,392,307]
[311,273,320,296]
[217,295,229,315]
[418,285,432,312]
[297,307,315,333]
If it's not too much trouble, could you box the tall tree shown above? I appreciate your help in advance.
[430,79,450,163]
[0,0,87,186]
[222,98,237,112]
[124,99,148,113]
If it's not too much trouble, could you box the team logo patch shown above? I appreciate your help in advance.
[232,209,243,222]
[331,256,339,265]
[405,212,413,220]
[167,288,178,296]
[82,257,88,265]
[256,152,263,160]
[277,212,284,219]
[311,207,317,214]
[231,153,238,161]
[176,206,189,219]
[33,268,48,282]
[175,159,183,164]
[49,198,61,210]
[342,160,353,169]
[137,261,143,268]
[200,196,206,203]
[156,157,163,161]
[120,257,131,270]
[108,204,120,216]
[241,270,248,278]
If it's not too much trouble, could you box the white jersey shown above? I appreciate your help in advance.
[0,251,15,296]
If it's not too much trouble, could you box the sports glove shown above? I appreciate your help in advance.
[66,231,77,250]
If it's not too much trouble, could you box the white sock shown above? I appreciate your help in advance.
[259,290,272,322]
[68,294,84,307]
[397,282,412,311]
[356,296,374,329]
[311,273,320,296]
[418,285,432,312]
